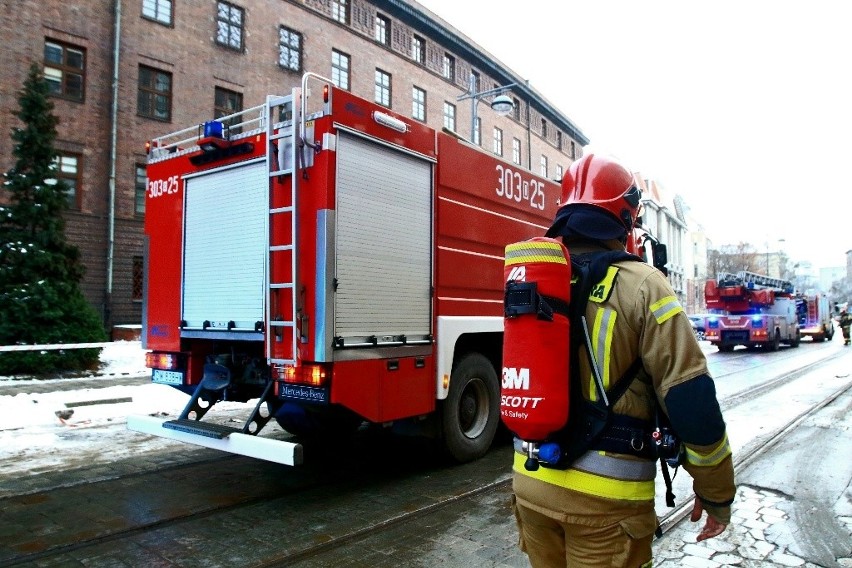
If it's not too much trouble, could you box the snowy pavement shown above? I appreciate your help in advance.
[0,341,187,480]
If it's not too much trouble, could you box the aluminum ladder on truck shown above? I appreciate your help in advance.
[737,271,793,292]
[265,90,301,370]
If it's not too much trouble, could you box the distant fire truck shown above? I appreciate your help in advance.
[128,73,663,466]
[796,293,835,342]
[704,271,801,352]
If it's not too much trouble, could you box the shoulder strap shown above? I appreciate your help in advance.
[541,251,646,468]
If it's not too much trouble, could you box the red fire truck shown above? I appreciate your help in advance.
[127,73,663,466]
[796,293,835,342]
[704,271,801,352]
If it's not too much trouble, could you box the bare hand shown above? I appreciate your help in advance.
[690,497,727,542]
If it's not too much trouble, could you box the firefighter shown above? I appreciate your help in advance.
[511,154,736,567]
[839,309,851,345]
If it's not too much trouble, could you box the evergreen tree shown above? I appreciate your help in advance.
[0,63,106,375]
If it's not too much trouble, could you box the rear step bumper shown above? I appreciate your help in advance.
[127,415,303,466]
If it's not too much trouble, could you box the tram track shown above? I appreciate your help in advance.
[269,350,852,566]
[1,346,848,567]
[656,374,852,536]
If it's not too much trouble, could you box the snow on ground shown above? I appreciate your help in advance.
[0,342,201,480]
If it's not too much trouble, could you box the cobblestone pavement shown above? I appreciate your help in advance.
[279,475,852,568]
[655,485,852,568]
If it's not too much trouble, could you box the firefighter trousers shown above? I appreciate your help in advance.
[513,498,654,568]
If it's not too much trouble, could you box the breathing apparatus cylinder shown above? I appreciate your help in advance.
[502,237,571,471]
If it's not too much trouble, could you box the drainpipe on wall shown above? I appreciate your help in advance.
[105,0,121,331]
[525,80,532,170]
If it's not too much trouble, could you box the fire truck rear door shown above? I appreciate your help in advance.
[182,160,267,333]
[333,132,432,349]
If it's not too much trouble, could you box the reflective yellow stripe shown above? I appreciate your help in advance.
[588,307,615,401]
[513,453,655,501]
[685,433,732,467]
[650,295,683,324]
[505,241,567,266]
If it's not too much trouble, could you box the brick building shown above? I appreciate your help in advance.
[0,0,588,329]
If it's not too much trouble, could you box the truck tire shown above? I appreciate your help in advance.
[790,330,800,348]
[768,330,781,352]
[827,325,834,340]
[718,344,734,353]
[441,353,500,463]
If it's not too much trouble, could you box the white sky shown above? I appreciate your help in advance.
[415,0,852,271]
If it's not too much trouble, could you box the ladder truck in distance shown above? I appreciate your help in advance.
[703,271,801,352]
[128,72,665,466]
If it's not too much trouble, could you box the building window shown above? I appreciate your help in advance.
[493,127,503,156]
[135,164,146,216]
[541,119,548,139]
[331,50,350,90]
[512,97,521,121]
[412,86,426,121]
[556,131,563,150]
[443,102,456,132]
[331,0,349,24]
[442,54,455,82]
[556,164,563,181]
[512,138,521,165]
[278,26,302,72]
[375,14,390,45]
[570,141,576,159]
[473,117,481,146]
[133,256,144,301]
[540,155,548,177]
[52,152,81,209]
[137,65,172,121]
[142,0,172,25]
[374,69,391,108]
[214,86,243,133]
[44,40,85,102]
[216,1,244,51]
[411,34,425,64]
[471,70,481,93]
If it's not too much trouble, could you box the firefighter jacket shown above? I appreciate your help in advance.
[513,240,736,533]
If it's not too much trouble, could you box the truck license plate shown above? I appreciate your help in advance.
[153,369,184,385]
[279,384,328,404]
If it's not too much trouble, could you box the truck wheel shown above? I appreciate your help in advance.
[769,331,781,352]
[827,325,834,340]
[441,353,500,463]
[718,345,734,353]
[791,331,801,347]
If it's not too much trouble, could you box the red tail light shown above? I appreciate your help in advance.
[280,364,328,386]
[146,351,181,370]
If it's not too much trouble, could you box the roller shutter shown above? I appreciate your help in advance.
[335,133,432,344]
[182,160,267,330]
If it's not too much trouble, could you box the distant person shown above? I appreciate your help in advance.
[839,309,851,346]
[511,154,736,567]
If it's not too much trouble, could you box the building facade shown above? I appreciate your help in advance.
[0,0,589,329]
[633,175,689,307]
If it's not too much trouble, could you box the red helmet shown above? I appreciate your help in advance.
[559,154,642,230]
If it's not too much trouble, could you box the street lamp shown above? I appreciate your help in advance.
[766,237,786,278]
[457,74,517,142]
